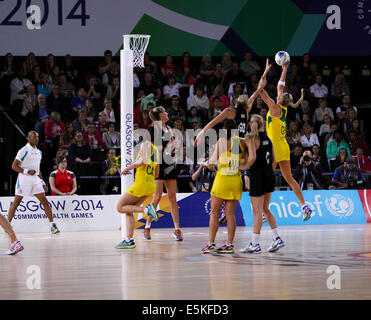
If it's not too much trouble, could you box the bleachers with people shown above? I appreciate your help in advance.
[1,51,371,196]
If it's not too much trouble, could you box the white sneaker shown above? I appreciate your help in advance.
[51,223,60,234]
[267,237,285,252]
[240,242,262,254]
[5,240,24,255]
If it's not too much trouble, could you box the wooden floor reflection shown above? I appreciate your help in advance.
[1,224,371,300]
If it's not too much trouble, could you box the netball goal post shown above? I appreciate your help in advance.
[120,34,150,239]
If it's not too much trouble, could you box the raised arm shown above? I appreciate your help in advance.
[290,88,305,109]
[194,108,234,146]
[259,88,281,117]
[277,63,290,97]
[246,76,268,113]
[255,59,282,117]
[261,58,272,79]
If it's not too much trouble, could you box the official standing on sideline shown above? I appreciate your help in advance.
[7,131,60,234]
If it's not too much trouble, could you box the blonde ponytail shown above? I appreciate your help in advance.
[248,114,263,141]
[149,106,165,121]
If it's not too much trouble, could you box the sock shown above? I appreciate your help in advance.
[271,228,280,240]
[175,228,180,231]
[226,243,233,247]
[252,233,260,246]
[126,237,134,242]
[50,222,55,227]
[145,223,151,229]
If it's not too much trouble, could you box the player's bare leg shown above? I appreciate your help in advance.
[164,179,182,240]
[34,193,60,234]
[279,160,312,221]
[116,194,156,249]
[143,180,164,240]
[7,195,23,223]
[202,196,223,253]
[0,214,16,242]
[0,214,24,255]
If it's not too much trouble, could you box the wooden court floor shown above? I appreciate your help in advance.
[1,224,371,300]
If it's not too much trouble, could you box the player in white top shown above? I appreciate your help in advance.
[6,131,60,234]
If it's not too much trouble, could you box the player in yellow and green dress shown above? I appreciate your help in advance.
[201,119,246,254]
[258,59,312,221]
[115,140,159,249]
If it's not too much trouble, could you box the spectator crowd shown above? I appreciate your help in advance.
[0,50,370,195]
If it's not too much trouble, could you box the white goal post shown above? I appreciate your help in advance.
[120,34,150,239]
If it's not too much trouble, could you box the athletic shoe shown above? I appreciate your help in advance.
[146,203,158,222]
[201,243,217,254]
[5,240,24,255]
[262,213,267,223]
[219,212,227,224]
[172,229,183,241]
[51,223,60,234]
[302,205,312,221]
[216,243,234,254]
[115,239,136,249]
[143,228,151,240]
[240,242,262,254]
[267,237,285,252]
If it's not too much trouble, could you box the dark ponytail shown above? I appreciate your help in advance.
[223,119,237,140]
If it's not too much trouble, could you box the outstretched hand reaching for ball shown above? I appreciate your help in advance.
[262,58,272,79]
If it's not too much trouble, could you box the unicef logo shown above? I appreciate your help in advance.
[204,199,225,216]
[325,194,354,218]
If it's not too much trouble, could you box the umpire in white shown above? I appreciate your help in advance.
[7,131,60,234]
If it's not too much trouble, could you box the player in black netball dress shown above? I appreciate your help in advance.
[144,106,183,241]
[194,73,268,223]
[239,114,284,253]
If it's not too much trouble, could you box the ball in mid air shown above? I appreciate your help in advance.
[275,51,290,66]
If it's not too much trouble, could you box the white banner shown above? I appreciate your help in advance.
[0,195,121,233]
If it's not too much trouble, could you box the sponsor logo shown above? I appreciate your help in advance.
[241,190,367,225]
[204,198,225,216]
[325,194,354,218]
[356,0,371,36]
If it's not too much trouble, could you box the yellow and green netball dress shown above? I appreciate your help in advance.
[266,104,290,162]
[126,143,159,197]
[211,136,244,200]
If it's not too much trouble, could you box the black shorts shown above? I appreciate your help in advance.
[249,169,275,197]
[156,162,177,180]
